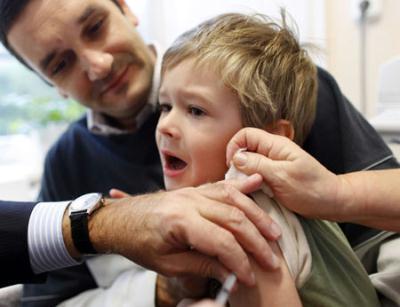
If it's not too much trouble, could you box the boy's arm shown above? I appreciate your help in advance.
[229,242,302,307]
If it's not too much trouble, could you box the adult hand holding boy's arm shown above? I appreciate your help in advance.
[226,127,400,231]
[63,175,281,289]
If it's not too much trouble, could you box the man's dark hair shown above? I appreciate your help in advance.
[0,0,32,68]
[0,0,122,70]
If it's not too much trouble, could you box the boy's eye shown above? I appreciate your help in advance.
[158,103,172,113]
[188,105,206,117]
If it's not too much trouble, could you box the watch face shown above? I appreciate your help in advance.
[69,193,103,214]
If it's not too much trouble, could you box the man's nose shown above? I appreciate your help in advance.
[157,111,181,139]
[81,49,113,81]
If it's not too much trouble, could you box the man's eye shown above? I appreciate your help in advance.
[52,60,67,76]
[50,53,75,76]
[158,103,172,113]
[87,19,104,36]
[189,106,206,117]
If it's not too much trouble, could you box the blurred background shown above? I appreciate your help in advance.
[0,0,399,201]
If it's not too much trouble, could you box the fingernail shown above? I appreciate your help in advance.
[269,222,281,238]
[234,152,247,167]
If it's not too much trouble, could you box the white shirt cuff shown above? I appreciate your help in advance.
[28,201,81,274]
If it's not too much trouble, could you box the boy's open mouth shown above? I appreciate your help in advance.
[165,153,187,170]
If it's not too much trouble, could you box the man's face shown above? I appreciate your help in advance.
[156,59,243,190]
[8,0,156,122]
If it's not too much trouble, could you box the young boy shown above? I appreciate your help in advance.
[156,12,380,306]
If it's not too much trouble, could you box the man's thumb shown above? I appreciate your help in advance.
[232,151,273,176]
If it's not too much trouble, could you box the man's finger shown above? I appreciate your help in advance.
[226,173,263,194]
[199,180,281,241]
[232,151,278,181]
[226,128,296,165]
[198,199,280,270]
[201,173,262,195]
[226,128,274,164]
[183,217,256,286]
[161,251,230,284]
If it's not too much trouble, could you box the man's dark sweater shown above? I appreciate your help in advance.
[22,68,399,306]
[39,111,163,202]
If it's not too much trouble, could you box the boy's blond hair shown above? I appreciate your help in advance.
[162,12,317,144]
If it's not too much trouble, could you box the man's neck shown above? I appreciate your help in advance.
[104,112,138,131]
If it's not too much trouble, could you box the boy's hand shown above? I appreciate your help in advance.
[109,188,130,198]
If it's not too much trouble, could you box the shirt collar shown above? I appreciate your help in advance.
[87,42,163,135]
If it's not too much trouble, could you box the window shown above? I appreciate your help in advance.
[0,45,84,200]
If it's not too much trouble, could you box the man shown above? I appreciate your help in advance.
[1,0,398,305]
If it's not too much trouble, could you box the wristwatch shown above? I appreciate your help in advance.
[69,193,104,255]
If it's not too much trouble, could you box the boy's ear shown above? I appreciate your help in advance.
[117,0,139,26]
[265,120,295,141]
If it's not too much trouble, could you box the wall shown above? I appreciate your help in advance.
[325,0,400,117]
[129,0,326,58]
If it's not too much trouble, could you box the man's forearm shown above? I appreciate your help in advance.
[62,197,128,258]
[337,169,400,231]
[62,207,81,258]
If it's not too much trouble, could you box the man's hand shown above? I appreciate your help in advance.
[110,189,220,306]
[86,175,281,289]
[156,274,210,307]
[226,128,342,220]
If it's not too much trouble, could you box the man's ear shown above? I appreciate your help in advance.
[265,119,295,141]
[117,0,139,26]
[57,88,69,99]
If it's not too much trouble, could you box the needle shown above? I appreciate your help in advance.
[215,273,237,305]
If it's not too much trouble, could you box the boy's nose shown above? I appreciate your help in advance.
[81,49,113,81]
[157,113,181,139]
